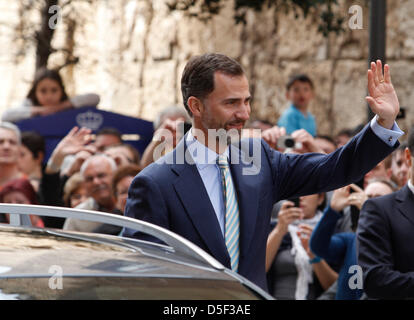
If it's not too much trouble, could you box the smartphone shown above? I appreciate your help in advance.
[287,197,300,207]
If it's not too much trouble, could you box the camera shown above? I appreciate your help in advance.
[277,135,296,150]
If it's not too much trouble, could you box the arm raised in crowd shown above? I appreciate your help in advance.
[45,126,93,175]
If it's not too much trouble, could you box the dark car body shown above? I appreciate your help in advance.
[0,204,273,300]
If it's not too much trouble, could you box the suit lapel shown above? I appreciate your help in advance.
[396,185,414,227]
[171,138,230,266]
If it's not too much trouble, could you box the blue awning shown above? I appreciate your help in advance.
[15,106,154,161]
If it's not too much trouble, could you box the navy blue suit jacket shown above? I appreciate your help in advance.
[357,185,414,299]
[124,125,396,291]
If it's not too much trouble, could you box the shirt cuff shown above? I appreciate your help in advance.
[370,116,404,147]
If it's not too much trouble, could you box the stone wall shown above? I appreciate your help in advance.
[1,0,413,137]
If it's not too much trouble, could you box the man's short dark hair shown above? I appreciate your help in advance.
[336,128,353,138]
[97,127,122,140]
[21,131,45,159]
[181,53,245,116]
[408,126,414,154]
[286,74,314,91]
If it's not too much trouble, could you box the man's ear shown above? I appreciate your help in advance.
[386,167,392,179]
[187,96,203,117]
[285,91,290,100]
[36,151,44,165]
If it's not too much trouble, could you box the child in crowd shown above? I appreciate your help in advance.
[2,68,100,123]
[278,74,316,136]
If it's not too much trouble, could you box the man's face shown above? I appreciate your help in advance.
[390,150,409,188]
[83,158,114,205]
[196,72,251,139]
[365,181,393,199]
[286,81,314,110]
[299,193,324,219]
[314,137,336,154]
[335,134,351,148]
[0,128,20,165]
[94,134,121,152]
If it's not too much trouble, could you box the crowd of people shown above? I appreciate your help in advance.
[1,53,413,300]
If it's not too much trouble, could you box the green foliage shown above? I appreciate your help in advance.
[168,0,345,36]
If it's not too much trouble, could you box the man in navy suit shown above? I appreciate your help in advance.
[124,54,402,291]
[357,126,414,299]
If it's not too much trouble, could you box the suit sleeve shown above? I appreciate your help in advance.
[265,124,398,202]
[122,172,169,242]
[357,199,414,299]
[310,207,347,263]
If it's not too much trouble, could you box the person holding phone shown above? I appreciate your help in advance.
[266,193,338,299]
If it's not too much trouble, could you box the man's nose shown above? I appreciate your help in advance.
[237,103,250,121]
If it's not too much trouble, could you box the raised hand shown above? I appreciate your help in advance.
[291,129,324,153]
[366,60,400,129]
[348,183,368,210]
[261,125,286,150]
[55,126,93,156]
[46,126,93,174]
[330,185,352,212]
[276,200,304,235]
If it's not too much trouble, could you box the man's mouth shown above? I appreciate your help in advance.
[226,122,244,130]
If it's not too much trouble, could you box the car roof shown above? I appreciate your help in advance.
[0,225,232,281]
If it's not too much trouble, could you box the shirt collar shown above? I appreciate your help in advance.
[186,129,229,170]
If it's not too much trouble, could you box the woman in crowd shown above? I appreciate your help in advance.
[111,164,141,213]
[309,179,396,300]
[2,68,100,123]
[18,131,45,192]
[63,173,88,208]
[0,178,44,227]
[266,193,338,300]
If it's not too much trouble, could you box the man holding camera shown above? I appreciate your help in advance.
[124,54,403,292]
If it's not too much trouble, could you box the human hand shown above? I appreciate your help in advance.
[261,126,286,150]
[153,118,184,147]
[366,60,400,129]
[32,105,63,117]
[348,183,368,210]
[55,127,93,157]
[64,148,95,177]
[46,127,93,174]
[291,129,323,153]
[330,185,352,212]
[297,224,315,259]
[276,200,304,235]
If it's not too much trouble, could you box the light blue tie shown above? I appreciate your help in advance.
[217,154,240,272]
